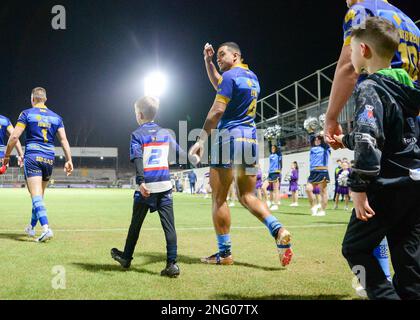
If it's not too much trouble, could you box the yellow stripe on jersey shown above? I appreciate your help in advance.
[16,122,26,129]
[393,13,402,26]
[231,63,249,71]
[215,94,231,104]
[344,36,352,46]
[345,9,356,23]
[7,125,13,130]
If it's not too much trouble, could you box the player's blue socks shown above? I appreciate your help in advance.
[264,215,283,238]
[30,208,38,228]
[373,238,392,281]
[167,244,177,264]
[217,234,231,255]
[32,196,49,227]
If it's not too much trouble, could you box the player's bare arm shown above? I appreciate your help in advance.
[189,99,227,159]
[325,45,358,149]
[3,125,25,167]
[57,127,73,176]
[204,43,222,90]
[6,124,24,166]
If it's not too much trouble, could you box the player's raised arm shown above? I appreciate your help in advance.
[57,127,73,176]
[6,124,24,166]
[203,43,222,91]
[3,125,25,167]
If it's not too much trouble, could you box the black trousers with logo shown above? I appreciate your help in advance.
[342,185,420,300]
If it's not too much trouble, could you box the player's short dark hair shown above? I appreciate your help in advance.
[351,16,400,60]
[219,42,242,55]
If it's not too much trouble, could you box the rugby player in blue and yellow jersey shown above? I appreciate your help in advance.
[3,87,73,242]
[326,0,420,149]
[189,42,293,267]
[0,114,24,171]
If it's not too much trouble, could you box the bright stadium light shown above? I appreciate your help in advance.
[144,71,168,98]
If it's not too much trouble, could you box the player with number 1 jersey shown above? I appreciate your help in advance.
[3,87,73,243]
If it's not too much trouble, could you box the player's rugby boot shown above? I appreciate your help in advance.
[276,228,293,267]
[200,252,234,265]
[111,248,132,269]
[36,228,53,242]
[24,225,36,238]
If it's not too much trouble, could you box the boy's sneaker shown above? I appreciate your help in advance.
[311,206,319,216]
[276,228,293,267]
[228,201,235,207]
[111,248,131,269]
[270,205,279,211]
[160,262,180,278]
[36,229,53,242]
[289,202,298,207]
[200,252,234,265]
[24,225,36,238]
[266,201,272,208]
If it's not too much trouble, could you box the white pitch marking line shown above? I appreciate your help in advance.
[0,223,346,233]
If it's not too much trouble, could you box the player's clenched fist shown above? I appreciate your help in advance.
[203,43,215,62]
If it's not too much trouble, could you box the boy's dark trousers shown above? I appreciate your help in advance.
[342,185,420,300]
[123,191,177,263]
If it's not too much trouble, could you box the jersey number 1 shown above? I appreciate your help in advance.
[42,129,48,143]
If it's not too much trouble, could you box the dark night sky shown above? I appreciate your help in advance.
[1,0,419,167]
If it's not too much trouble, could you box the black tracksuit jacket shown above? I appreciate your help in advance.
[342,73,420,192]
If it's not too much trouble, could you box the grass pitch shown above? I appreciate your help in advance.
[0,188,359,300]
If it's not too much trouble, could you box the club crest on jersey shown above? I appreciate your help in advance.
[358,105,376,129]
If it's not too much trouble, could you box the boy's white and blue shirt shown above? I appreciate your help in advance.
[130,122,180,193]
